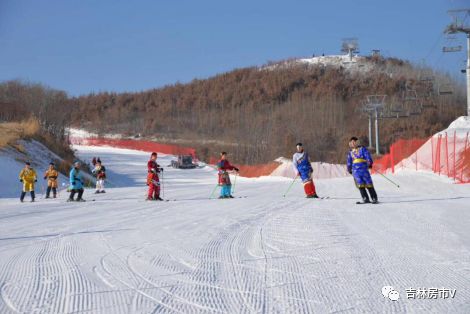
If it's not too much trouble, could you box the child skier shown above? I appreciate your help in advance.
[147,152,163,201]
[293,143,319,198]
[92,160,106,193]
[217,152,239,199]
[43,162,58,198]
[19,161,37,202]
[68,161,85,202]
[347,137,378,204]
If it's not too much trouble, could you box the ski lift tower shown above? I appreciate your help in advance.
[444,9,470,116]
[363,95,386,155]
[341,38,359,62]
[359,102,374,149]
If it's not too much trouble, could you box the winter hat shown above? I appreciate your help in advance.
[49,162,55,166]
[25,161,31,166]
[151,152,157,157]
[74,161,81,167]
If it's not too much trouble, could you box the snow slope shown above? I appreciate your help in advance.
[271,157,349,179]
[0,140,69,198]
[0,145,469,313]
[264,54,376,75]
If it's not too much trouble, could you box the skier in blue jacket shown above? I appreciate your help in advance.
[293,143,318,198]
[68,161,85,202]
[347,137,378,203]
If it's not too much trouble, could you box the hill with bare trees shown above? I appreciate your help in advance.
[2,55,466,165]
[69,55,466,163]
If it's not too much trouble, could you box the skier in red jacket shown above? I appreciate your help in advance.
[147,152,163,201]
[217,152,239,198]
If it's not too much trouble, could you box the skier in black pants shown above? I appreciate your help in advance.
[347,137,379,204]
[68,161,85,202]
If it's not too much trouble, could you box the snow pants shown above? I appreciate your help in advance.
[148,183,160,200]
[46,186,57,198]
[96,179,105,192]
[69,188,84,201]
[220,184,232,197]
[20,191,35,202]
[300,170,316,197]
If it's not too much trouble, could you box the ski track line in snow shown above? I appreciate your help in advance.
[0,236,95,313]
[341,203,470,313]
[154,200,298,313]
[126,246,225,313]
[98,234,199,314]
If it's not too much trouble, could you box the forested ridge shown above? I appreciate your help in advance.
[2,55,466,164]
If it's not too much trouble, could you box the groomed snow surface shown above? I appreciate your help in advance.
[0,145,469,313]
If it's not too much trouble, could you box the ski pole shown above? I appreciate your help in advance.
[231,173,238,194]
[283,175,299,197]
[209,184,220,199]
[375,169,400,188]
[161,171,164,199]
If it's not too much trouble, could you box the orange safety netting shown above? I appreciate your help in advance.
[69,137,196,158]
[373,131,470,183]
[208,156,280,178]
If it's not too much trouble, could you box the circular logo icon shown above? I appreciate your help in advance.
[382,286,394,298]
[388,290,400,301]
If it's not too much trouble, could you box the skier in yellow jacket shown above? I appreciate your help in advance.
[43,162,59,198]
[19,161,37,202]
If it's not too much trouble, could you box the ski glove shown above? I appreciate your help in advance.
[368,163,373,169]
[234,167,239,172]
[44,176,47,180]
[20,179,23,182]
[347,168,352,174]
[35,179,37,182]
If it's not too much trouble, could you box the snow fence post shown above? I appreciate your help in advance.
[461,131,469,183]
[431,136,435,173]
[445,132,449,178]
[436,134,442,175]
[453,131,457,181]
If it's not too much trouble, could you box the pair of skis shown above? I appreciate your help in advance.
[356,200,380,205]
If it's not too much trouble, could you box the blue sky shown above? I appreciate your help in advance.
[0,0,468,96]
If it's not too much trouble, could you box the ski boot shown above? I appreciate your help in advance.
[306,194,319,199]
[367,187,378,204]
[359,188,371,203]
